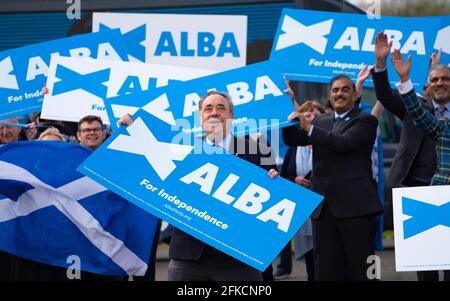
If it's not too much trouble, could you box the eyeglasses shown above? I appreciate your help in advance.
[79,127,103,134]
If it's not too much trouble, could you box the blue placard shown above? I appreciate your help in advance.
[270,9,443,89]
[433,16,450,69]
[0,30,128,119]
[104,58,297,136]
[78,108,323,271]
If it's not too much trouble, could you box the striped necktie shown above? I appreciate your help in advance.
[333,116,344,129]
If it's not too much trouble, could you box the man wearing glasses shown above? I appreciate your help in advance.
[76,115,106,151]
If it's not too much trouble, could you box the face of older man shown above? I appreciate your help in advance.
[0,118,21,144]
[76,120,106,150]
[427,68,450,105]
[200,94,234,142]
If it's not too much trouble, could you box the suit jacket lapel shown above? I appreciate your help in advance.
[320,112,335,132]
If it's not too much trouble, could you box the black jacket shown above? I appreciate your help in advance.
[283,106,382,219]
[371,68,436,187]
[169,135,277,261]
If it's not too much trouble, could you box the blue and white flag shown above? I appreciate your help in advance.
[0,141,159,276]
[104,58,296,135]
[393,185,450,272]
[270,9,443,90]
[78,108,323,271]
[0,30,128,120]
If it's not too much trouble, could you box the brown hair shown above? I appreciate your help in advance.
[78,115,103,131]
[298,100,326,114]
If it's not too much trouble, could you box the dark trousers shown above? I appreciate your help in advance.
[276,240,292,274]
[312,202,378,281]
[304,249,315,281]
[0,251,12,280]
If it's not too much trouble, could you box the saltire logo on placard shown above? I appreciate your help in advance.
[99,23,146,62]
[0,56,19,90]
[402,197,450,239]
[275,15,333,54]
[52,65,111,98]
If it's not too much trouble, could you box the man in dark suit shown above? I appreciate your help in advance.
[169,91,278,281]
[168,91,279,281]
[282,75,383,280]
[371,32,437,190]
[119,91,278,281]
[370,32,447,281]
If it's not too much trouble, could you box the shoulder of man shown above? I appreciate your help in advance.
[354,110,378,126]
[233,135,272,154]
[312,111,334,125]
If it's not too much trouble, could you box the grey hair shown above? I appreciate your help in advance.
[38,127,66,141]
[198,91,234,114]
[429,64,450,76]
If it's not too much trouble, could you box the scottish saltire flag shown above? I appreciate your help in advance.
[0,141,159,276]
[393,185,450,271]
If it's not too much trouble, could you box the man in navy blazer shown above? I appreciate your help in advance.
[282,75,383,280]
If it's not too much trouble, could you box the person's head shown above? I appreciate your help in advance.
[329,75,357,114]
[427,64,450,105]
[76,115,105,150]
[33,112,65,139]
[0,117,21,144]
[298,100,325,123]
[38,127,66,141]
[199,91,234,141]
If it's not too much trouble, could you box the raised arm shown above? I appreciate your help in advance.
[371,101,384,119]
[391,49,444,139]
[371,32,407,119]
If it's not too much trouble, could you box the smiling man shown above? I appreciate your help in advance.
[282,75,382,281]
[0,118,22,145]
[169,91,279,281]
[76,115,106,151]
[118,91,278,281]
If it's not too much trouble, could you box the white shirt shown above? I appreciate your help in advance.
[205,133,232,153]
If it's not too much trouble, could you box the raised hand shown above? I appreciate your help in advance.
[356,65,372,98]
[430,48,442,67]
[390,49,411,82]
[374,32,393,69]
[117,113,133,127]
[283,75,300,111]
[357,65,371,83]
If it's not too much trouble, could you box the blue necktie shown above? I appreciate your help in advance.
[333,116,344,129]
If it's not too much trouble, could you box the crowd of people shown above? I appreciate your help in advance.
[1,31,449,281]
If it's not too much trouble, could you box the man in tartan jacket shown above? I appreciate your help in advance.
[391,49,450,282]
